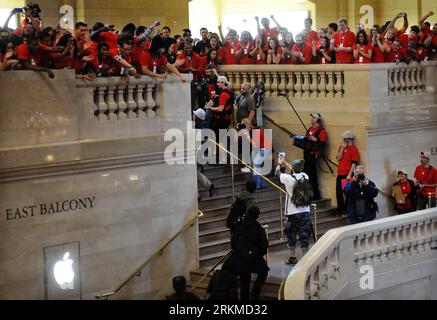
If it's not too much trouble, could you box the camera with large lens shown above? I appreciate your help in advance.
[356,173,366,181]
[24,2,41,19]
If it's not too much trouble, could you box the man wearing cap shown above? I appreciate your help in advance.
[335,130,360,216]
[303,113,328,200]
[392,169,417,214]
[276,156,313,265]
[193,108,206,129]
[414,151,437,209]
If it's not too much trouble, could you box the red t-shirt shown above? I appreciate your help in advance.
[291,43,313,64]
[260,27,279,47]
[17,43,48,66]
[395,180,413,210]
[338,144,360,176]
[218,91,232,120]
[305,125,327,156]
[107,48,133,75]
[223,41,240,64]
[98,32,119,50]
[138,51,168,73]
[176,52,203,80]
[371,43,385,63]
[278,46,294,64]
[305,30,320,44]
[253,48,266,64]
[385,46,406,63]
[414,165,437,197]
[334,30,356,63]
[353,43,372,64]
[239,41,255,64]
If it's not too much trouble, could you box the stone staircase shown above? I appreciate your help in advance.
[196,164,348,268]
[188,164,349,298]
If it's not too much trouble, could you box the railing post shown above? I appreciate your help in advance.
[231,162,235,201]
[280,190,285,240]
[311,203,318,242]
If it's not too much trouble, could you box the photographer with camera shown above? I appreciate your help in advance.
[344,165,378,224]
[302,113,327,200]
[414,151,437,210]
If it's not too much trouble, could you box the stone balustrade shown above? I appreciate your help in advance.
[283,208,437,300]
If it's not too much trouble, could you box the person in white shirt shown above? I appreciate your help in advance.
[276,156,313,265]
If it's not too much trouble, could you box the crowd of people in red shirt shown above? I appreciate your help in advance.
[1,8,436,78]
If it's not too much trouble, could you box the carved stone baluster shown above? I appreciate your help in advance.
[126,83,137,119]
[249,72,256,87]
[393,69,400,96]
[227,73,235,88]
[295,72,303,97]
[399,68,406,95]
[256,72,264,90]
[135,82,147,118]
[264,72,273,96]
[278,72,287,95]
[153,83,161,117]
[271,72,279,96]
[411,67,418,94]
[286,72,295,97]
[405,68,412,95]
[310,71,318,97]
[233,72,241,91]
[145,82,156,118]
[94,86,108,121]
[115,86,128,119]
[327,72,335,97]
[319,72,327,97]
[105,85,118,120]
[334,71,344,97]
[388,70,395,96]
[416,67,424,93]
[301,72,310,97]
[242,72,249,86]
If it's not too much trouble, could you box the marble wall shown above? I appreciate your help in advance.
[0,71,198,299]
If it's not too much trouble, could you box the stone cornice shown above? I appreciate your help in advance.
[367,120,437,137]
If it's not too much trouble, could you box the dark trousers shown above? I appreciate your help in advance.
[417,194,437,210]
[304,152,320,199]
[336,175,348,213]
[238,272,268,300]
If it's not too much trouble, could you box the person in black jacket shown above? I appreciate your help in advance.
[229,206,269,300]
[166,275,201,301]
[344,165,379,224]
[392,169,417,214]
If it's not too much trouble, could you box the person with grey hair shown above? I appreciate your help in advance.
[335,130,360,216]
[344,165,378,224]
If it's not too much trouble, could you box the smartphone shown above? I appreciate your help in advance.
[278,152,285,158]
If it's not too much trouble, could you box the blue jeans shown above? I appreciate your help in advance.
[252,148,271,189]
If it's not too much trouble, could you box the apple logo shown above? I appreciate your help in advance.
[53,252,75,290]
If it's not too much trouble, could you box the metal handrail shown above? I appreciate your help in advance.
[95,209,204,299]
[190,250,233,298]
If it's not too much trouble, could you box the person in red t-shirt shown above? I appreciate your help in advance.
[336,130,360,215]
[385,39,407,63]
[353,30,372,64]
[218,26,240,65]
[313,36,334,64]
[414,151,437,209]
[334,18,356,64]
[209,34,226,65]
[82,42,115,76]
[304,18,320,45]
[291,34,313,64]
[266,38,280,64]
[139,37,186,82]
[236,31,255,65]
[399,25,420,51]
[252,35,267,64]
[278,32,295,64]
[392,169,417,214]
[17,36,57,78]
[255,15,282,47]
[370,25,386,63]
[177,41,203,80]
[107,34,138,77]
[303,113,328,200]
[384,12,409,39]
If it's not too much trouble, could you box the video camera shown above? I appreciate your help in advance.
[290,134,318,152]
[253,81,265,108]
[23,2,41,19]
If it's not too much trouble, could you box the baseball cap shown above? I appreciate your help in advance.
[420,151,431,159]
[217,76,229,85]
[310,113,321,121]
[193,108,206,121]
[397,168,408,175]
[341,130,355,139]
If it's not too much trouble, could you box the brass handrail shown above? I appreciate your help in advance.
[95,209,204,299]
[209,138,287,195]
[190,250,233,298]
[278,276,287,300]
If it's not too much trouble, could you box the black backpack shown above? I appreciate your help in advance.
[226,198,247,229]
[291,175,314,207]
